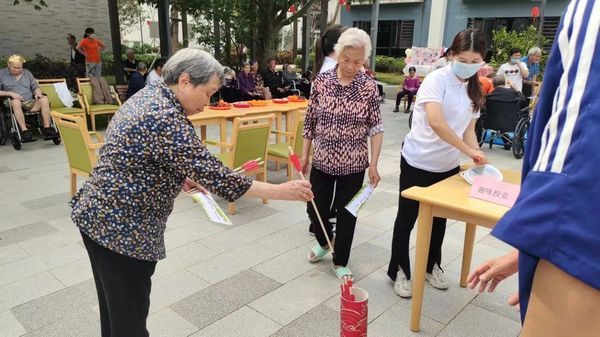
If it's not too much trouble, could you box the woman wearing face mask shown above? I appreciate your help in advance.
[387,30,488,298]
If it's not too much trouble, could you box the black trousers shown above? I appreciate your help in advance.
[395,90,416,110]
[81,232,157,337]
[387,157,459,281]
[307,167,365,266]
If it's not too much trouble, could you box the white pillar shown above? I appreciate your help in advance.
[427,0,448,48]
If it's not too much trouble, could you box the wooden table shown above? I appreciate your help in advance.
[188,101,308,143]
[402,169,521,332]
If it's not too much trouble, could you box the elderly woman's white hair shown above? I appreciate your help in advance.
[162,48,224,86]
[334,27,372,60]
[528,47,542,56]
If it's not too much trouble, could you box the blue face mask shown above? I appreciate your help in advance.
[511,58,520,64]
[451,61,482,80]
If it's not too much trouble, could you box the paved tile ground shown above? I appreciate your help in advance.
[0,100,524,336]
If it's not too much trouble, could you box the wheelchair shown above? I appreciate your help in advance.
[478,97,530,159]
[0,97,61,150]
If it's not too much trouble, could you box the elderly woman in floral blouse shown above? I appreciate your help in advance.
[301,28,384,281]
[70,48,313,337]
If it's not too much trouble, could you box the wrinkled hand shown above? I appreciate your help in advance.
[467,148,488,165]
[368,165,380,188]
[182,177,208,194]
[508,291,519,309]
[10,92,24,101]
[35,93,43,100]
[467,251,519,293]
[279,180,313,201]
[300,155,310,176]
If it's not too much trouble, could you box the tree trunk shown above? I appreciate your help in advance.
[213,16,221,60]
[181,8,189,48]
[320,0,328,36]
[224,20,232,66]
[170,7,180,54]
[292,19,298,58]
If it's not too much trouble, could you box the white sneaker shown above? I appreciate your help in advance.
[426,264,449,290]
[394,269,412,298]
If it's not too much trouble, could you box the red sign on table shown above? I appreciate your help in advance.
[469,176,520,207]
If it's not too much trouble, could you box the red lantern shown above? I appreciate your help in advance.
[288,4,297,14]
[146,20,152,26]
[345,3,351,12]
[531,6,540,17]
[339,0,347,5]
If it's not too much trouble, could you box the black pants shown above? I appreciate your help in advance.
[307,167,365,266]
[395,90,416,110]
[387,157,459,281]
[81,232,157,337]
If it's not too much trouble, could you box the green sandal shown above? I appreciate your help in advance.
[308,245,330,263]
[333,265,354,282]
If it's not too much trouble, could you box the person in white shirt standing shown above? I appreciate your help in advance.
[496,48,529,92]
[388,29,488,298]
[146,58,167,86]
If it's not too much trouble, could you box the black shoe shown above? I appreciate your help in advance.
[21,129,33,141]
[42,127,58,138]
[404,108,411,113]
[393,107,400,113]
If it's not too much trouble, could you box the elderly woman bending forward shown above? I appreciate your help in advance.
[301,28,384,281]
[70,48,313,337]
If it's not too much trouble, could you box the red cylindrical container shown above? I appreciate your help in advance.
[340,287,368,337]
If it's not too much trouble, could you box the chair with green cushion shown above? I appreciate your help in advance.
[76,77,122,132]
[38,79,87,127]
[205,114,274,214]
[268,111,305,180]
[51,111,104,196]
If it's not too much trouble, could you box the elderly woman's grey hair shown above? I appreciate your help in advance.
[492,75,506,88]
[528,47,542,56]
[162,48,225,86]
[137,62,148,72]
[333,27,372,60]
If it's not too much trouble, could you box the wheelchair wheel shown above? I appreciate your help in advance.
[0,118,6,146]
[52,137,61,145]
[11,132,22,150]
[408,110,413,129]
[512,119,530,159]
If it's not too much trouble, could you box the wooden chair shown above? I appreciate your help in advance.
[76,77,122,131]
[205,114,274,214]
[50,111,104,196]
[267,111,305,180]
[38,79,87,127]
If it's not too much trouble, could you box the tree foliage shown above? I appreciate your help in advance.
[118,0,144,35]
[492,26,548,68]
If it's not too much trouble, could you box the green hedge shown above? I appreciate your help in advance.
[374,56,405,73]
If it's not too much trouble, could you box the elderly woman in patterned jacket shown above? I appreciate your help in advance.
[300,28,384,282]
[70,48,313,337]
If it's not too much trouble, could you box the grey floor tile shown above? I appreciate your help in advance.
[359,206,398,232]
[153,240,218,279]
[0,273,64,312]
[249,269,340,326]
[191,306,281,337]
[317,243,389,282]
[21,309,100,337]
[436,304,521,337]
[0,310,27,337]
[252,242,318,284]
[171,269,281,330]
[362,190,399,213]
[477,234,516,253]
[0,166,11,174]
[418,271,478,324]
[147,308,199,337]
[19,192,70,211]
[0,221,57,248]
[445,244,509,276]
[255,222,313,254]
[367,300,445,337]
[149,270,210,313]
[224,203,279,227]
[49,258,93,287]
[11,279,97,331]
[0,244,28,265]
[270,305,339,337]
[199,221,279,255]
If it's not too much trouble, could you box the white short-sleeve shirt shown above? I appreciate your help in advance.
[497,62,528,92]
[402,65,480,172]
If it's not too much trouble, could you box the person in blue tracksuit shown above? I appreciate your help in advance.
[467,1,600,336]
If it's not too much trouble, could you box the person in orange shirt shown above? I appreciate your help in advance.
[76,27,106,77]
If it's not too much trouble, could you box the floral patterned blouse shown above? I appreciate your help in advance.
[303,67,384,176]
[70,82,252,261]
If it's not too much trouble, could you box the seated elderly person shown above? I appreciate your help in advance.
[0,55,58,141]
[126,62,148,100]
[487,75,526,104]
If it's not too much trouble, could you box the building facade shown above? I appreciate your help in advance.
[0,0,111,60]
[341,0,570,58]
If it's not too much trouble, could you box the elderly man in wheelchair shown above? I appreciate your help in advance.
[0,55,59,144]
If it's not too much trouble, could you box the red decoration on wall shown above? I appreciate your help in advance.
[531,6,540,17]
[288,4,297,14]
[339,0,347,5]
[146,20,152,26]
[345,3,351,12]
